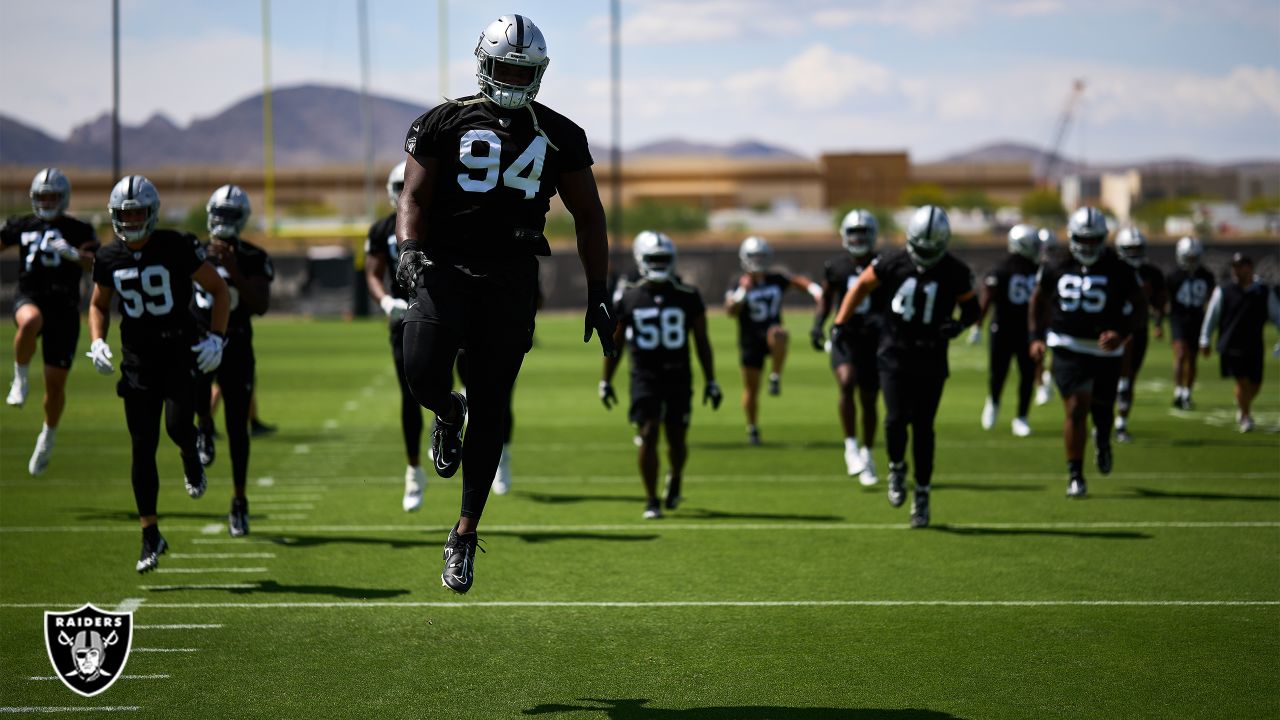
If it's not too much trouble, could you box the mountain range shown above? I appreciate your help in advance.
[0,84,1272,172]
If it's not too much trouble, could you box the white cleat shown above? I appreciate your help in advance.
[1239,416,1255,434]
[1034,384,1051,406]
[403,465,426,512]
[981,398,997,430]
[28,430,53,476]
[859,448,878,487]
[492,444,512,495]
[1011,417,1032,437]
[6,376,28,408]
[844,442,866,476]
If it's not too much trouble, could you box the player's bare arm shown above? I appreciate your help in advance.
[833,265,879,325]
[191,262,231,336]
[559,166,617,357]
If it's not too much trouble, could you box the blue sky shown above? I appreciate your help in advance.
[2,0,1277,162]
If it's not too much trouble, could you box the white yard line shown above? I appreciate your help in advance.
[292,445,310,454]
[131,648,198,653]
[72,599,1280,610]
[136,584,257,591]
[200,524,223,535]
[256,477,274,487]
[135,624,223,629]
[167,553,276,559]
[114,598,145,613]
[190,538,278,545]
[251,503,315,510]
[153,568,268,574]
[28,675,168,681]
[0,702,140,707]
[4,521,1278,534]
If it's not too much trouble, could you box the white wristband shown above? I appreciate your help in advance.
[807,282,823,301]
[728,287,747,304]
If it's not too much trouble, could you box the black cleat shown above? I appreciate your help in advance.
[747,426,761,446]
[1067,477,1087,498]
[643,500,664,519]
[887,463,907,508]
[431,392,467,479]
[768,373,781,396]
[663,474,682,511]
[1094,430,1113,475]
[196,422,216,467]
[183,458,207,499]
[250,419,277,437]
[441,526,483,594]
[228,497,249,537]
[909,490,930,528]
[136,532,168,573]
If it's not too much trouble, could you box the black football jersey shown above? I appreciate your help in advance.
[1132,262,1167,329]
[92,230,205,364]
[1,214,98,304]
[192,238,274,340]
[733,272,792,338]
[1167,266,1215,319]
[618,280,706,381]
[364,212,413,301]
[1038,248,1140,357]
[873,250,975,352]
[983,253,1039,335]
[825,253,887,336]
[404,96,592,271]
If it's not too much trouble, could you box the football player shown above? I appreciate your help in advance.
[834,206,979,528]
[600,231,721,518]
[1167,236,1215,409]
[395,15,616,593]
[1113,227,1167,442]
[88,176,230,572]
[1,168,98,475]
[811,209,886,482]
[1030,207,1142,498]
[1033,227,1061,406]
[975,224,1041,437]
[725,235,822,445]
[364,161,429,512]
[1199,254,1280,433]
[192,185,273,536]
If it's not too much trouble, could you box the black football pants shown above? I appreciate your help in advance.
[989,332,1035,418]
[880,364,947,487]
[197,343,254,490]
[390,319,424,461]
[120,365,199,518]
[455,349,514,445]
[402,262,537,521]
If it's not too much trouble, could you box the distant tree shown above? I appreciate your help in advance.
[902,183,950,208]
[544,200,708,244]
[951,189,997,215]
[1131,197,1193,232]
[1020,189,1067,224]
[1243,195,1280,214]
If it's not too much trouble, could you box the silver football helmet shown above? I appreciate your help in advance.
[1115,227,1147,268]
[1067,206,1108,266]
[475,15,549,109]
[386,161,406,206]
[30,168,70,221]
[905,205,950,269]
[840,209,878,257]
[108,175,160,244]
[739,236,772,273]
[633,230,676,282]
[1007,223,1039,261]
[1175,236,1203,270]
[206,184,251,240]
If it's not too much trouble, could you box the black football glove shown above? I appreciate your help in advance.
[829,324,845,348]
[584,282,618,357]
[599,380,617,409]
[939,320,965,340]
[809,323,826,351]
[396,248,431,293]
[703,380,723,410]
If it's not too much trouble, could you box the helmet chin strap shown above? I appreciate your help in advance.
[446,91,560,151]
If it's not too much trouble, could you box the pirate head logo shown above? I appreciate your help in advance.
[44,604,133,697]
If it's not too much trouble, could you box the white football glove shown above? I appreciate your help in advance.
[46,237,80,261]
[86,338,114,375]
[967,326,982,345]
[380,295,409,320]
[191,332,227,374]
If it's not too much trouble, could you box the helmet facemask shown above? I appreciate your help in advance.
[112,206,155,244]
[640,252,675,282]
[29,168,70,221]
[1069,233,1106,266]
[843,227,875,257]
[207,206,245,240]
[477,53,547,109]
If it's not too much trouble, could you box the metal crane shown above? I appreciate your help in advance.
[1042,79,1085,185]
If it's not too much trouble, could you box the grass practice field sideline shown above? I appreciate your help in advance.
[1,313,1277,719]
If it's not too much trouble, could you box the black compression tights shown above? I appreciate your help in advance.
[124,391,197,517]
[989,340,1035,418]
[402,321,524,521]
[393,351,424,460]
[199,373,253,491]
[880,371,947,486]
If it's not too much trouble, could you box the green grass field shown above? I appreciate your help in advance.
[1,313,1278,719]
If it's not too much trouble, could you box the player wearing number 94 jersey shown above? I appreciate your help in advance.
[601,232,720,519]
[1030,207,1142,499]
[833,206,980,529]
[89,175,230,573]
[395,14,615,593]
